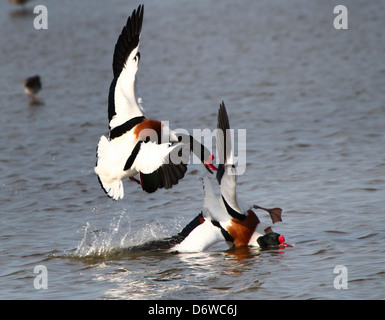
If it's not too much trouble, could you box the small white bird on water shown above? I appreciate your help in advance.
[95,5,216,200]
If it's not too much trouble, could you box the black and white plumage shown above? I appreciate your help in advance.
[24,75,41,101]
[172,102,288,252]
[95,5,215,200]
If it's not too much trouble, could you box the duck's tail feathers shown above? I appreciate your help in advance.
[95,135,124,200]
[97,175,124,200]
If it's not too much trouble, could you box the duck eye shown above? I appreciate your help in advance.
[133,52,141,62]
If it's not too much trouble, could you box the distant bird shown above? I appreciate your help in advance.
[95,5,216,200]
[24,75,42,101]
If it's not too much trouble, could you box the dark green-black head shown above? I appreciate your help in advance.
[257,232,289,248]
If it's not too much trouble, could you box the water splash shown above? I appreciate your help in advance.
[74,208,183,259]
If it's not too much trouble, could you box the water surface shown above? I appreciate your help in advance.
[0,0,384,299]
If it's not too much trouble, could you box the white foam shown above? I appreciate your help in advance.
[74,209,183,258]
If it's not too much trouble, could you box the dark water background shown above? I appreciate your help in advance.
[0,0,384,299]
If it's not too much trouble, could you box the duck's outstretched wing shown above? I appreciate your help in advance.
[216,102,245,220]
[108,5,144,130]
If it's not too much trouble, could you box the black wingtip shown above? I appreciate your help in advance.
[217,101,230,134]
[216,101,230,184]
[112,4,144,78]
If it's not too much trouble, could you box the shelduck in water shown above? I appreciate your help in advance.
[94,5,216,200]
[170,102,289,252]
[121,102,290,253]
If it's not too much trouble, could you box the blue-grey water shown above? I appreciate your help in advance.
[1,0,384,300]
